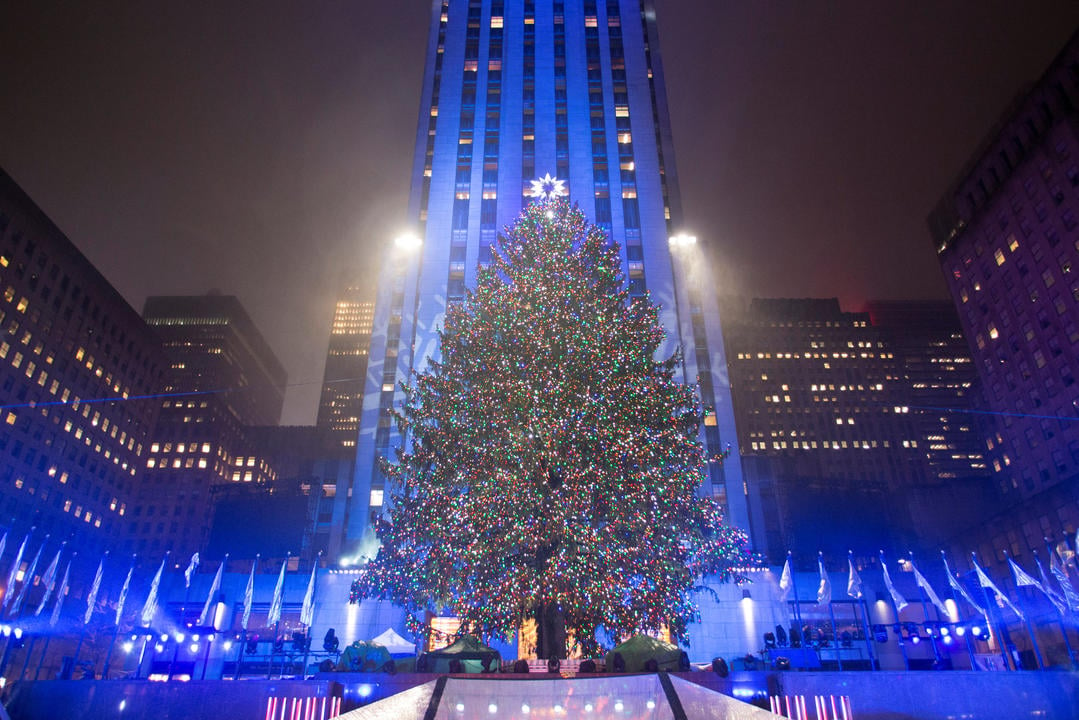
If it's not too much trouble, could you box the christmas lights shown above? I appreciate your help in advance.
[357,198,756,656]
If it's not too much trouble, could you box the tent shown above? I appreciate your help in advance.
[421,635,501,674]
[336,641,392,672]
[371,628,416,656]
[604,634,685,672]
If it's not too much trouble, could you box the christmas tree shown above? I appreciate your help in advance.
[358,196,755,657]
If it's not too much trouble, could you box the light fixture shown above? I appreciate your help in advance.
[394,233,422,251]
[741,588,752,601]
[668,233,697,248]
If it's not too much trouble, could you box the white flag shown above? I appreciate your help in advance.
[911,559,949,616]
[140,555,167,627]
[1050,553,1079,612]
[880,553,908,611]
[35,543,65,616]
[184,553,200,589]
[972,556,1024,620]
[11,542,44,615]
[242,557,258,631]
[50,559,72,627]
[1036,554,1068,615]
[942,553,983,614]
[300,556,319,627]
[0,532,8,582]
[1008,558,1042,591]
[84,555,106,625]
[115,564,134,626]
[3,534,28,610]
[816,555,832,607]
[267,555,289,626]
[198,555,227,627]
[847,554,863,599]
[778,556,793,603]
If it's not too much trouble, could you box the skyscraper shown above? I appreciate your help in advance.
[316,281,375,449]
[0,168,165,558]
[133,294,287,557]
[348,0,746,551]
[928,33,1079,565]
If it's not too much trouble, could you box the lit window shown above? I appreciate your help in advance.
[4,412,15,425]
[370,489,384,506]
[994,248,1005,266]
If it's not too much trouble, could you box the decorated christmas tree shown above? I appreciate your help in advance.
[357,195,755,657]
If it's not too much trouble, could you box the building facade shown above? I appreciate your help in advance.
[316,282,375,450]
[0,168,165,563]
[927,33,1079,567]
[132,294,287,558]
[349,0,747,553]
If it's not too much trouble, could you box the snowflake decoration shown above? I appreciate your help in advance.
[529,173,567,201]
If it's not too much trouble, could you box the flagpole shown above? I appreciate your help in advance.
[849,552,876,670]
[1004,551,1044,669]
[786,551,804,644]
[879,551,910,671]
[1040,541,1077,668]
[941,551,978,670]
[972,552,1013,671]
[820,552,841,671]
[909,553,943,667]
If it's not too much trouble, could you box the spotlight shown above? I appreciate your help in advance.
[160,634,169,644]
[154,643,165,653]
[943,635,954,646]
[955,626,967,637]
[741,588,752,601]
[971,626,983,637]
[910,636,921,645]
[763,632,777,649]
[122,641,134,653]
[190,643,199,653]
[174,633,185,644]
[323,628,339,653]
[940,626,950,636]
[223,641,233,651]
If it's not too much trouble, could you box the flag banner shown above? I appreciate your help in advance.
[1008,558,1043,591]
[3,534,28,611]
[267,555,289,626]
[1050,553,1079,613]
[880,553,908,611]
[972,556,1024,620]
[817,555,832,607]
[943,553,983,614]
[184,553,200,589]
[847,555,863,599]
[115,564,134,626]
[242,557,257,631]
[11,541,44,616]
[34,543,64,616]
[1036,554,1068,615]
[84,555,106,625]
[0,532,8,583]
[300,556,319,627]
[198,555,227,627]
[50,559,72,627]
[778,556,793,603]
[911,559,949,616]
[140,555,167,627]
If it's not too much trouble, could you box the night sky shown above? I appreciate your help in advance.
[2,2,1077,425]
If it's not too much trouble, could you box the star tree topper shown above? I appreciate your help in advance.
[529,173,567,201]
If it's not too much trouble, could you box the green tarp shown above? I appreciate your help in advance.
[604,634,683,672]
[422,635,501,674]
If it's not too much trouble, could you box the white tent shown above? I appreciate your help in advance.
[370,628,416,656]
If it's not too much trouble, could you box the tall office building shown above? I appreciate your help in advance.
[349,0,746,550]
[721,298,928,560]
[927,33,1079,565]
[132,294,287,557]
[316,281,375,449]
[0,168,165,559]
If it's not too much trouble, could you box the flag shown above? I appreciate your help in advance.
[816,554,832,607]
[0,531,7,581]
[1035,554,1067,615]
[140,555,167,627]
[1050,553,1079,612]
[184,553,200,589]
[11,541,44,616]
[241,557,257,631]
[778,556,793,603]
[972,555,1023,620]
[50,559,72,628]
[943,553,983,614]
[300,555,319,627]
[34,543,65,616]
[267,554,289,626]
[846,553,863,599]
[1008,557,1043,592]
[911,559,949,616]
[198,555,227,627]
[880,553,907,611]
[115,563,134,626]
[3,534,28,610]
[84,555,106,625]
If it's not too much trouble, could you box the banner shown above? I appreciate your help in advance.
[880,552,907,611]
[84,554,107,625]
[198,555,227,627]
[140,555,167,627]
[847,553,863,599]
[267,554,289,626]
[300,555,319,627]
[50,558,72,627]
